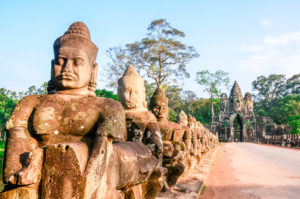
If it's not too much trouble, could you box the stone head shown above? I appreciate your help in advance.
[221,93,228,100]
[244,92,253,102]
[177,110,188,126]
[150,88,168,119]
[117,65,147,111]
[49,22,98,96]
[187,114,196,129]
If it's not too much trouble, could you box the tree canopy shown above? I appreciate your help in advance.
[105,19,199,89]
[195,70,230,120]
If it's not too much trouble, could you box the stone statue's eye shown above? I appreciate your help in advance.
[74,58,83,66]
[56,58,64,65]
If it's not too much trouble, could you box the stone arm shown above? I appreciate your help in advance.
[142,122,163,159]
[84,98,126,198]
[4,95,43,185]
[183,128,192,154]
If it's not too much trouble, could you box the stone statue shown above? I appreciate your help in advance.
[117,65,163,159]
[1,22,160,199]
[177,110,192,155]
[150,88,185,187]
[187,115,200,159]
[117,65,165,198]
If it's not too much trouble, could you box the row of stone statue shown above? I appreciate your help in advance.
[0,22,218,199]
[262,134,300,147]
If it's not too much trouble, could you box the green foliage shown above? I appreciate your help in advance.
[0,82,49,139]
[0,141,5,148]
[195,70,230,121]
[145,82,220,124]
[0,90,17,138]
[95,89,119,101]
[285,74,299,96]
[255,95,300,124]
[287,115,300,134]
[168,109,177,122]
[195,70,230,99]
[106,19,199,89]
[252,74,300,128]
[252,74,286,102]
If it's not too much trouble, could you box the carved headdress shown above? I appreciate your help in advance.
[53,22,98,62]
[150,88,168,108]
[118,65,144,88]
[49,22,98,94]
[177,110,188,125]
[117,65,147,110]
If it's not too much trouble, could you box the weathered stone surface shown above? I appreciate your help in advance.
[117,65,164,197]
[118,65,163,159]
[150,88,186,187]
[0,22,163,199]
[211,81,256,142]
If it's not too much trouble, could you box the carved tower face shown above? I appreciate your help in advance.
[220,93,228,112]
[150,88,169,119]
[229,81,243,112]
[244,92,254,113]
[118,65,147,110]
[51,22,98,95]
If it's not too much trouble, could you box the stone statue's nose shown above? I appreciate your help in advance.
[64,59,73,72]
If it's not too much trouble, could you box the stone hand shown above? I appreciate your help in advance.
[9,148,43,185]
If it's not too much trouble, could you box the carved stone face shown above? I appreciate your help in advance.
[119,82,145,110]
[152,100,168,119]
[177,111,188,126]
[53,47,92,90]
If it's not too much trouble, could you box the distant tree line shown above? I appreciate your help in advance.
[252,74,300,134]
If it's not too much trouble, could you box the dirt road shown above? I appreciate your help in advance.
[202,143,300,199]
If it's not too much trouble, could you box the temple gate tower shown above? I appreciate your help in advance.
[211,81,256,142]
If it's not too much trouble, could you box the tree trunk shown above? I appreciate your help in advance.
[211,98,214,122]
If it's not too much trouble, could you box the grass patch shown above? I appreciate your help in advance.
[200,184,206,195]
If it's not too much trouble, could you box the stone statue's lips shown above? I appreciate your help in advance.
[57,73,76,80]
[158,114,165,118]
[125,100,136,108]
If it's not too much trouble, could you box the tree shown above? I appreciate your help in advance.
[106,19,199,89]
[0,89,17,139]
[195,70,230,121]
[287,115,300,134]
[95,89,119,101]
[252,74,300,127]
[286,73,300,96]
[252,74,286,103]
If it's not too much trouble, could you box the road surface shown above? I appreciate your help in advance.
[202,143,300,199]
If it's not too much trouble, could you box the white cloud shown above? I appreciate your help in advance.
[264,32,300,46]
[236,31,300,77]
[260,19,272,28]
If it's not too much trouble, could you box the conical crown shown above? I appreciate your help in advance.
[118,65,144,86]
[150,88,168,108]
[53,21,98,62]
[229,81,243,101]
[177,110,187,124]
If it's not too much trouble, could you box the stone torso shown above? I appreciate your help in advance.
[125,110,162,158]
[7,94,126,146]
[33,95,100,137]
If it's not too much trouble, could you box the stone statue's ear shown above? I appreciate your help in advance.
[47,60,56,94]
[143,101,147,108]
[89,62,98,92]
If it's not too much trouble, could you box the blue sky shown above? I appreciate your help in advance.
[1,0,300,98]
